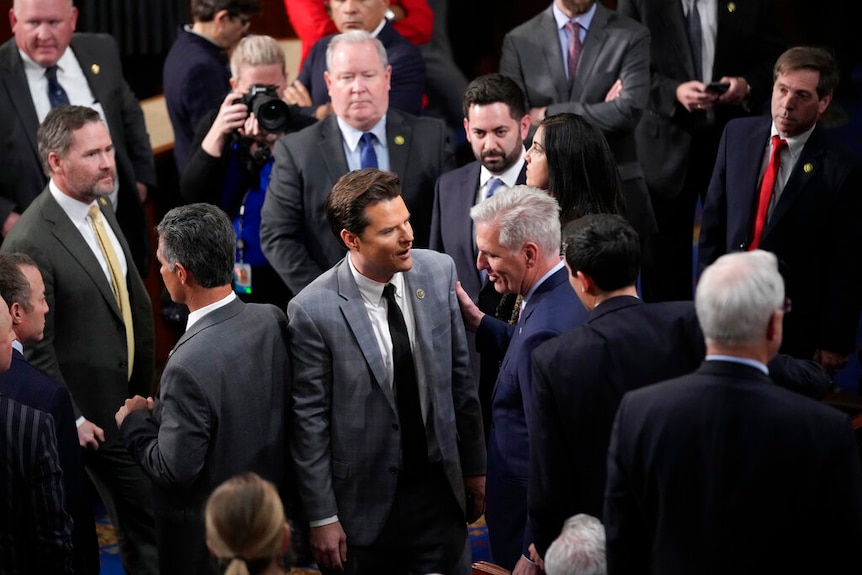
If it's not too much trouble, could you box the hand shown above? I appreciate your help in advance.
[311,522,348,572]
[604,79,623,102]
[456,281,485,332]
[77,419,105,450]
[201,91,250,157]
[285,79,313,107]
[717,75,748,106]
[2,212,20,237]
[813,349,849,373]
[136,182,148,203]
[114,395,153,428]
[528,544,545,571]
[513,554,542,575]
[464,474,486,523]
[675,80,718,112]
[528,107,547,127]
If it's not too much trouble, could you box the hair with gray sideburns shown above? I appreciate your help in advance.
[325,30,389,73]
[470,185,561,256]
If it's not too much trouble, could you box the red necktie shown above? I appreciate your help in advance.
[749,135,788,250]
[565,21,582,80]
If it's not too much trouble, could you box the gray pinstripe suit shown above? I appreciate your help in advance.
[287,249,485,551]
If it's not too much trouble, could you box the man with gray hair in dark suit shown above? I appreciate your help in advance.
[117,203,290,575]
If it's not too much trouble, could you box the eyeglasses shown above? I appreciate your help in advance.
[230,12,251,27]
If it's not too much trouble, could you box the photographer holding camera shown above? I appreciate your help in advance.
[181,34,315,309]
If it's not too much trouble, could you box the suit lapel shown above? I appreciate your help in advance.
[170,298,245,356]
[572,3,610,99]
[456,163,482,287]
[763,125,826,240]
[0,42,41,162]
[738,121,772,238]
[336,261,397,412]
[386,111,412,183]
[41,193,122,319]
[69,37,108,106]
[319,117,350,183]
[536,7,569,102]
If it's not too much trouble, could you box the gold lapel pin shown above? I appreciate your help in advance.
[727,2,736,12]
[394,135,405,145]
[416,288,425,300]
[803,162,814,173]
[99,197,108,206]
[91,64,100,75]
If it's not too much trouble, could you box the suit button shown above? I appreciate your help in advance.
[392,423,399,430]
[119,361,128,369]
[388,466,398,475]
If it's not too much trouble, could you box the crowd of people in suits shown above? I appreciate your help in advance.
[2,0,862,574]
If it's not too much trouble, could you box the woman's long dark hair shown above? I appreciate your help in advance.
[540,113,624,225]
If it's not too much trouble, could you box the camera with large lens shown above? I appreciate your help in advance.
[236,84,291,134]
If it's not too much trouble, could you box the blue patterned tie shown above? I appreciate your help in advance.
[46,66,70,108]
[485,177,504,200]
[360,132,378,169]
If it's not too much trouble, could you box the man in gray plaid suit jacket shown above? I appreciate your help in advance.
[288,169,486,575]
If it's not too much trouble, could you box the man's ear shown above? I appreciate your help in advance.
[9,301,23,324]
[576,270,596,295]
[522,242,539,267]
[340,228,359,251]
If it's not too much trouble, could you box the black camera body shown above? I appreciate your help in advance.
[235,84,291,134]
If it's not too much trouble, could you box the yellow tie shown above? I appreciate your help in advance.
[88,205,134,380]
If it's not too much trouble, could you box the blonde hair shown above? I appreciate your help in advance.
[230,35,286,80]
[205,473,287,575]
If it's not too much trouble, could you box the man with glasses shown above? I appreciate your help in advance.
[163,0,260,171]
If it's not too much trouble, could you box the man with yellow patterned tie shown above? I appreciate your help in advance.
[1,105,158,575]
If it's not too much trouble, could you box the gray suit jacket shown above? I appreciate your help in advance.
[121,298,289,567]
[287,249,485,545]
[499,3,656,237]
[0,189,155,443]
[0,34,156,272]
[260,109,454,296]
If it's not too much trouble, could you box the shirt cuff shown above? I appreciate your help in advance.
[75,416,85,428]
[309,515,338,527]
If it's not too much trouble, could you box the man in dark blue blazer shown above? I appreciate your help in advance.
[291,0,425,118]
[604,249,862,574]
[699,47,862,372]
[430,73,529,429]
[458,186,588,572]
[0,252,99,575]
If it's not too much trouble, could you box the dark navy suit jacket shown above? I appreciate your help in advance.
[297,20,425,117]
[699,117,862,358]
[604,360,862,574]
[0,349,98,574]
[477,266,588,569]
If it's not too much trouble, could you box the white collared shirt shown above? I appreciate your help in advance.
[50,181,127,290]
[476,150,526,205]
[337,115,390,171]
[185,292,237,331]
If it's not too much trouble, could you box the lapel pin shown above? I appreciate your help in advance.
[727,2,736,12]
[99,197,108,206]
[803,162,814,173]
[394,135,405,145]
[91,64,100,75]
[416,288,425,300]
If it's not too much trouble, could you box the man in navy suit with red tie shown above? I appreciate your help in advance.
[699,46,862,372]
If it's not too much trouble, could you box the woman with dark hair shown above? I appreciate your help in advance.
[205,473,291,575]
[527,112,624,226]
[526,113,656,253]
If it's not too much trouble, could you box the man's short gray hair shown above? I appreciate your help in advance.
[696,250,785,346]
[470,185,561,256]
[325,30,388,73]
[544,514,607,575]
[230,34,286,79]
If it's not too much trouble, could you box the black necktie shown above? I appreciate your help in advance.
[382,283,428,474]
[46,66,70,108]
[686,0,703,81]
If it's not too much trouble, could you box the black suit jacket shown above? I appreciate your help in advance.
[0,394,73,574]
[0,34,156,272]
[260,109,454,295]
[699,117,862,358]
[529,296,704,556]
[604,360,862,574]
[0,190,155,443]
[0,350,99,574]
